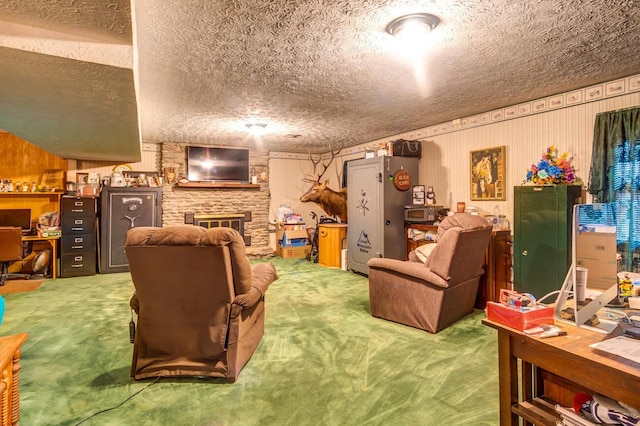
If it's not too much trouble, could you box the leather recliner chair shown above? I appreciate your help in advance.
[367,213,492,333]
[125,225,278,382]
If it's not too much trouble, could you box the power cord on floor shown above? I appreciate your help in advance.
[74,377,161,425]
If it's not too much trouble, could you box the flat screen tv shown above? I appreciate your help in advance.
[186,146,250,182]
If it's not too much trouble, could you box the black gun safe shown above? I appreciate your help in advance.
[99,187,162,273]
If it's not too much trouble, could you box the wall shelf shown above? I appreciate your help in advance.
[176,182,260,189]
[0,191,63,196]
[0,191,64,220]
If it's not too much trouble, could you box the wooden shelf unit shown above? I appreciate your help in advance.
[176,182,260,189]
[404,223,438,260]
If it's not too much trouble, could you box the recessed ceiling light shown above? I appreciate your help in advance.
[385,13,439,41]
[246,122,267,136]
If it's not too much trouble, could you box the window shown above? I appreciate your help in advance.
[613,138,640,271]
[589,107,640,272]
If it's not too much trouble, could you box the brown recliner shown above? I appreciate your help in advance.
[367,213,492,333]
[125,225,278,382]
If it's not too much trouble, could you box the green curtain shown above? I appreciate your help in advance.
[588,106,640,271]
[588,107,640,202]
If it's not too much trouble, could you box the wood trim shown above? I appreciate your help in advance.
[176,182,260,189]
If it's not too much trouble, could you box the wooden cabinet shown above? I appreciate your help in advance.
[318,224,347,268]
[0,333,28,426]
[60,196,97,277]
[477,230,512,308]
[405,222,512,307]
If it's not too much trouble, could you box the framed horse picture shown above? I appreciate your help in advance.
[470,146,506,201]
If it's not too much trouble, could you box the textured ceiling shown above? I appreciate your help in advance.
[1,0,639,161]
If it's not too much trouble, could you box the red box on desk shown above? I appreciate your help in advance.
[485,301,555,331]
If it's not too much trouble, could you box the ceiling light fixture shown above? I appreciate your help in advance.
[246,122,267,136]
[385,13,439,41]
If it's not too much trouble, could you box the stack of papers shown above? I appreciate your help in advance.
[590,336,640,363]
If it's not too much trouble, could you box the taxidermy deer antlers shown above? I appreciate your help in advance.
[299,143,348,223]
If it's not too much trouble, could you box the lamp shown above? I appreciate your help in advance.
[385,13,439,41]
[246,122,267,136]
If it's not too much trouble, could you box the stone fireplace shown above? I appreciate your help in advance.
[160,142,272,258]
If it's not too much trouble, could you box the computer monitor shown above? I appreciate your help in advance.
[0,208,32,233]
[554,203,619,334]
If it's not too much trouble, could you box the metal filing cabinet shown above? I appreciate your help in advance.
[513,185,582,300]
[60,196,97,277]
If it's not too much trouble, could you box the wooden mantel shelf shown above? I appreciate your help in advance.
[176,182,260,189]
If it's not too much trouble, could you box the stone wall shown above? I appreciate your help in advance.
[160,142,273,258]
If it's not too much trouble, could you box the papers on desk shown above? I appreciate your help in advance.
[590,336,640,363]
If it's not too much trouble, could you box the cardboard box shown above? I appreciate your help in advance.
[276,245,311,258]
[485,301,554,331]
[276,229,309,247]
[275,222,306,231]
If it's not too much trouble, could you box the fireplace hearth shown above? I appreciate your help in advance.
[184,211,252,246]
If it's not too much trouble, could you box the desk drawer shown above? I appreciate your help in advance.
[61,217,96,235]
[61,252,96,277]
[61,235,96,252]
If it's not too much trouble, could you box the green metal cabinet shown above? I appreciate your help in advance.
[513,185,582,300]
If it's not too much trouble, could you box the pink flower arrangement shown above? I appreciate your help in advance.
[525,145,578,185]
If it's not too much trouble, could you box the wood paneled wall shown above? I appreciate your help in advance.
[0,132,67,189]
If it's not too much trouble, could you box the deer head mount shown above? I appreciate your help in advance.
[299,143,348,223]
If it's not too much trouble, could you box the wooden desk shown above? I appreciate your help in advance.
[483,318,640,425]
[0,333,28,426]
[22,235,59,280]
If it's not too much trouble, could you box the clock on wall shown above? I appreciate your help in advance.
[113,164,133,173]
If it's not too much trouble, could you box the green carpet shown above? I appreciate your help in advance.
[1,257,499,425]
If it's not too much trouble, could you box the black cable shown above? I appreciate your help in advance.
[74,377,161,425]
